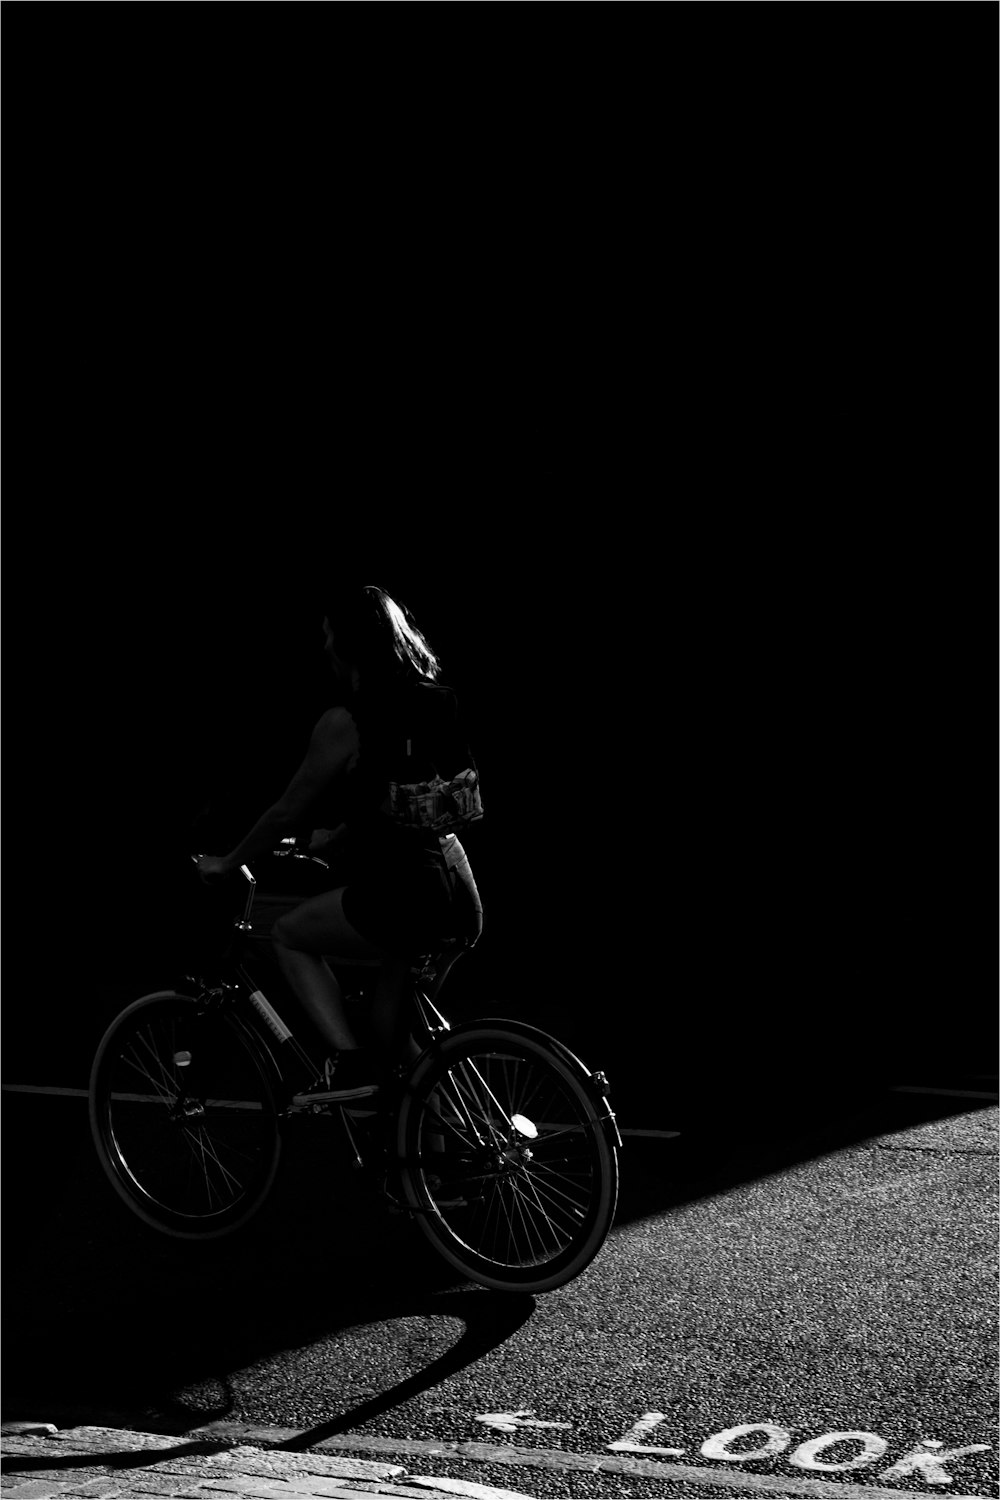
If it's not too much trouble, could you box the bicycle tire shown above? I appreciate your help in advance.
[89,990,283,1239]
[396,1022,619,1293]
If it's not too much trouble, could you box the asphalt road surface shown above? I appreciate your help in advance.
[2,1085,997,1500]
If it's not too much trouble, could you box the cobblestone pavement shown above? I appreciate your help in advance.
[0,1426,536,1500]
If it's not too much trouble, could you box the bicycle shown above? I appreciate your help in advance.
[89,849,622,1293]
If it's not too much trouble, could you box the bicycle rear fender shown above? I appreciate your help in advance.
[409,1015,623,1151]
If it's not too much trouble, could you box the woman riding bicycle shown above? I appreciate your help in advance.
[196,585,484,1096]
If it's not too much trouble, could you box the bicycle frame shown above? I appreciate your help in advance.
[191,858,462,1173]
[93,851,620,1286]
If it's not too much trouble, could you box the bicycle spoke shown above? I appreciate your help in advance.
[513,1166,587,1232]
[179,1123,250,1206]
[496,1176,518,1265]
[120,1032,178,1104]
[447,1062,508,1146]
[442,1056,506,1135]
[182,1126,224,1209]
[460,1058,517,1132]
[508,1175,550,1262]
[401,1030,618,1290]
[511,1063,556,1126]
[523,1153,592,1206]
[473,1176,503,1258]
[435,1070,492,1147]
[93,998,281,1235]
[506,1180,565,1257]
[421,1102,476,1152]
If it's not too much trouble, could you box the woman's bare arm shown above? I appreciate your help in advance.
[198,708,358,878]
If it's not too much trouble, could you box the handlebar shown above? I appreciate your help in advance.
[190,839,328,879]
[190,854,255,880]
[191,840,331,931]
[191,854,256,929]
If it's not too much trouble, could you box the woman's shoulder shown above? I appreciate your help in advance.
[309,704,361,775]
[311,703,361,745]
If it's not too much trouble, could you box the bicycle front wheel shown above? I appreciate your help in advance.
[396,1024,619,1293]
[89,991,282,1239]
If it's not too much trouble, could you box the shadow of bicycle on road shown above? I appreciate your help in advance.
[2,1077,995,1441]
[1,1095,537,1436]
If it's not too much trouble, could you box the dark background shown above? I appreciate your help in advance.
[3,14,994,1129]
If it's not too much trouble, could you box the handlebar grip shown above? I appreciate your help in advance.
[190,855,253,884]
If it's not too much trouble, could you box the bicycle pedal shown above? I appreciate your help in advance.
[286,1099,334,1116]
[290,1084,380,1106]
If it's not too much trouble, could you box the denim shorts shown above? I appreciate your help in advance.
[341,832,483,958]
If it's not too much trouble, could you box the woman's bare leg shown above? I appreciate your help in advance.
[272,889,383,1053]
[272,949,358,1051]
[369,955,414,1059]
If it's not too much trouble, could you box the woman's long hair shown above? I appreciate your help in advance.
[325,585,441,693]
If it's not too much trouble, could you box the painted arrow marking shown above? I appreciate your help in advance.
[475,1410,572,1436]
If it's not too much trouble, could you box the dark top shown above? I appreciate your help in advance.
[308,678,479,870]
[286,677,484,954]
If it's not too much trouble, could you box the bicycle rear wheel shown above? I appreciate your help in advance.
[396,1023,619,1293]
[89,990,282,1239]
